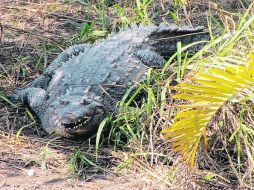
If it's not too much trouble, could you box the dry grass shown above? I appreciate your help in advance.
[0,0,253,189]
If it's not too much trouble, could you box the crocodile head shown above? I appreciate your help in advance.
[43,92,105,138]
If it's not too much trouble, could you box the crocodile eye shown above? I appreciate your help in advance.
[60,100,70,105]
[82,99,89,105]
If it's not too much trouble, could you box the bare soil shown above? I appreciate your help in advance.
[0,1,175,189]
[0,1,134,189]
[0,161,143,190]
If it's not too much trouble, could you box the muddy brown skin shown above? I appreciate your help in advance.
[13,23,209,138]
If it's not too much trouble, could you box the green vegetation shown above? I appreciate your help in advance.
[0,91,16,107]
[1,0,254,188]
[93,1,254,187]
[163,8,254,168]
[68,148,101,176]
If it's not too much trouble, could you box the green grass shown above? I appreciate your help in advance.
[1,0,254,188]
[68,148,102,176]
[0,91,16,107]
[97,0,109,29]
[91,2,254,187]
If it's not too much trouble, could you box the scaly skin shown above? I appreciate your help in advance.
[13,23,210,138]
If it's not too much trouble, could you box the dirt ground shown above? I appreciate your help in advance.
[0,161,145,190]
[0,1,176,189]
[0,0,251,190]
[0,1,134,189]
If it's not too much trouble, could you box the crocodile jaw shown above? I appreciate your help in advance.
[43,98,105,138]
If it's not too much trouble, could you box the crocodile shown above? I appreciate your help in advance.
[13,23,209,138]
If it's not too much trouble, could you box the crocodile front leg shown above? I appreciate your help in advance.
[12,87,48,119]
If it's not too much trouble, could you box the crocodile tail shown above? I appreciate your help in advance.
[149,29,210,58]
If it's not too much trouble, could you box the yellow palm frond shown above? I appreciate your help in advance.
[162,54,254,168]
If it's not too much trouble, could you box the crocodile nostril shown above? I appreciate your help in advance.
[59,100,70,105]
[82,99,90,105]
[63,111,77,119]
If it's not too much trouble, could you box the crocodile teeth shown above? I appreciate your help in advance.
[63,116,92,130]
